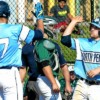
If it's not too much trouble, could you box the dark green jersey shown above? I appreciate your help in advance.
[50,5,70,22]
[34,39,66,77]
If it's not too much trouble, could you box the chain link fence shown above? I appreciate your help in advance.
[4,0,100,62]
[5,0,100,24]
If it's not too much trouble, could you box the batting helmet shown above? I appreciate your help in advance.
[91,17,100,28]
[43,16,58,25]
[90,17,100,36]
[0,1,10,18]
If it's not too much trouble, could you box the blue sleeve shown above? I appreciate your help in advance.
[22,54,28,67]
[22,44,37,73]
[32,29,43,42]
[61,35,76,50]
[61,35,71,47]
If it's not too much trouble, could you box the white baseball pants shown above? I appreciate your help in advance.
[0,67,23,100]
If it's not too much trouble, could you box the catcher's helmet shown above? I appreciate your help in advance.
[0,1,10,18]
[90,17,100,28]
[43,16,58,25]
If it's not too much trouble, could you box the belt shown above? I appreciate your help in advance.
[79,77,100,85]
[0,66,12,69]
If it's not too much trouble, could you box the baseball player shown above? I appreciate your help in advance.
[34,30,72,100]
[0,1,44,100]
[61,16,100,100]
[20,43,39,100]
[20,27,57,100]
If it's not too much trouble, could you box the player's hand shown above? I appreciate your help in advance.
[52,83,60,93]
[87,67,100,78]
[72,16,84,24]
[65,83,72,94]
[32,2,44,19]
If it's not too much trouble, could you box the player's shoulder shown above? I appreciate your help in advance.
[78,38,90,42]
[7,23,22,27]
[6,24,22,32]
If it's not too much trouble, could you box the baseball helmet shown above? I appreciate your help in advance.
[68,66,74,72]
[0,1,10,18]
[90,17,100,28]
[43,16,58,25]
[44,26,54,38]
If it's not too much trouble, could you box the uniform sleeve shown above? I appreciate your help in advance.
[22,54,28,67]
[32,29,43,42]
[19,25,43,44]
[61,35,76,49]
[61,35,71,47]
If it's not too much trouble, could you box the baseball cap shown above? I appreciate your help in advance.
[0,1,10,18]
[90,17,100,28]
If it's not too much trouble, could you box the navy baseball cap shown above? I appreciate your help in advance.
[90,17,100,28]
[0,1,10,18]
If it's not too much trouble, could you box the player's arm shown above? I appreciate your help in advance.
[41,61,60,93]
[61,16,83,47]
[56,43,72,93]
[32,2,44,33]
[19,67,27,84]
[62,16,83,36]
[87,67,100,78]
[31,2,44,42]
[37,19,44,33]
[61,64,72,93]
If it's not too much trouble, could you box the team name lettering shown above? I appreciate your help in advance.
[82,52,100,63]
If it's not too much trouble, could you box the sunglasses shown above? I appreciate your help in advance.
[90,24,100,30]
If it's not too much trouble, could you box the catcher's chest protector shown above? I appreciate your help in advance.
[34,39,60,76]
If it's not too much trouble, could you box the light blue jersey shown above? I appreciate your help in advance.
[71,38,100,81]
[0,23,35,68]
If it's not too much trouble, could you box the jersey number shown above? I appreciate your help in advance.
[0,38,9,58]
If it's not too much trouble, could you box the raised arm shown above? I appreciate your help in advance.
[61,16,83,47]
[63,16,83,36]
[32,2,44,33]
